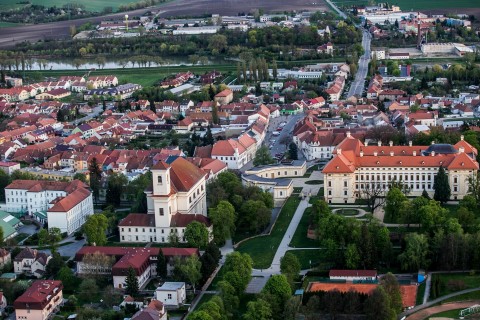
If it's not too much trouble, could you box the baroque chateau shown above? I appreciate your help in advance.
[322,133,479,203]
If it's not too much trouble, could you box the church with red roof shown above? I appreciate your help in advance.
[119,157,211,243]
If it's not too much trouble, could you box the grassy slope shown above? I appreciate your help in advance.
[436,273,480,298]
[290,207,319,248]
[236,196,301,269]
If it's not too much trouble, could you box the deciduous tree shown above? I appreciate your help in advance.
[185,221,210,248]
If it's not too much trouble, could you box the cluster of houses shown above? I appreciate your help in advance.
[0,75,126,103]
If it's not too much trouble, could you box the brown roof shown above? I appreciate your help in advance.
[169,157,206,192]
[170,213,211,228]
[118,214,155,227]
[14,280,63,310]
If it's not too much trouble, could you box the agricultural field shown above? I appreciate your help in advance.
[0,0,139,12]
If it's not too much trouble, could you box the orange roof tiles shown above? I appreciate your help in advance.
[307,282,417,308]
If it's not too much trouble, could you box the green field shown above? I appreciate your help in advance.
[286,249,325,270]
[416,281,426,305]
[427,309,462,319]
[236,196,301,269]
[290,207,319,248]
[0,0,143,12]
[23,64,237,87]
[443,290,480,303]
[0,22,23,28]
[435,273,480,298]
[334,0,480,10]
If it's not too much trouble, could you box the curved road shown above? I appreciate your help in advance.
[0,0,324,49]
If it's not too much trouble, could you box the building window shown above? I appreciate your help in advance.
[454,177,458,183]
[158,176,163,184]
[136,236,138,240]
[159,208,164,216]
[454,186,458,192]
[328,181,332,187]
[122,236,125,240]
[168,294,172,299]
[328,190,332,196]
[344,181,347,187]
[344,190,347,196]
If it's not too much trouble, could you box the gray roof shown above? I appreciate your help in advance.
[157,282,185,291]
[242,174,292,187]
[422,144,458,156]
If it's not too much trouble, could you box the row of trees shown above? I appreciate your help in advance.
[188,252,253,319]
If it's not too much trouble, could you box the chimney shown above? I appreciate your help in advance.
[413,151,416,156]
[461,135,464,141]
[431,151,435,156]
[337,148,342,155]
[360,150,364,157]
[378,141,382,146]
[409,141,412,147]
[459,147,464,153]
[347,131,351,138]
[390,151,394,156]
[374,151,378,156]
[389,141,393,147]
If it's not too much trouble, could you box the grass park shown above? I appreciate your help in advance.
[290,207,318,248]
[432,273,480,299]
[426,309,463,319]
[236,196,301,269]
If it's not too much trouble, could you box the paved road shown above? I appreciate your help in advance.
[347,30,371,97]
[324,0,371,98]
[265,114,304,158]
[72,104,105,125]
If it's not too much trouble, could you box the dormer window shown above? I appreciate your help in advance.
[158,176,163,184]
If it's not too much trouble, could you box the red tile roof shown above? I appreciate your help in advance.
[48,187,91,212]
[170,213,211,228]
[14,280,63,310]
[118,214,155,227]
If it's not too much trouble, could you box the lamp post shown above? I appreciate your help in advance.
[125,14,129,32]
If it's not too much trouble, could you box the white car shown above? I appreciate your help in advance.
[272,131,280,136]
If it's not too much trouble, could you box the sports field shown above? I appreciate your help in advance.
[0,0,138,12]
[334,0,480,10]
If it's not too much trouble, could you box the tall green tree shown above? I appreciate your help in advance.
[88,157,102,204]
[398,233,429,271]
[380,272,403,314]
[156,250,167,279]
[288,143,298,160]
[364,286,396,320]
[253,146,275,166]
[185,221,210,248]
[280,252,301,284]
[106,173,128,207]
[125,267,139,297]
[385,187,407,222]
[83,213,109,245]
[261,275,291,320]
[209,200,236,244]
[434,166,451,204]
[243,299,272,320]
[176,255,202,293]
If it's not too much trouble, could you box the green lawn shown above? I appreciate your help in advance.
[0,22,23,28]
[286,249,325,270]
[293,187,303,194]
[335,208,359,216]
[334,0,480,10]
[290,207,319,248]
[435,273,480,298]
[443,290,480,303]
[0,0,150,12]
[427,309,462,319]
[237,196,301,269]
[416,281,426,305]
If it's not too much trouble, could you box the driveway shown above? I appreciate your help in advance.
[40,238,86,259]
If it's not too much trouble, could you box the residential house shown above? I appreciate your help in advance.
[14,248,51,278]
[155,282,186,307]
[214,89,233,105]
[14,280,63,320]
